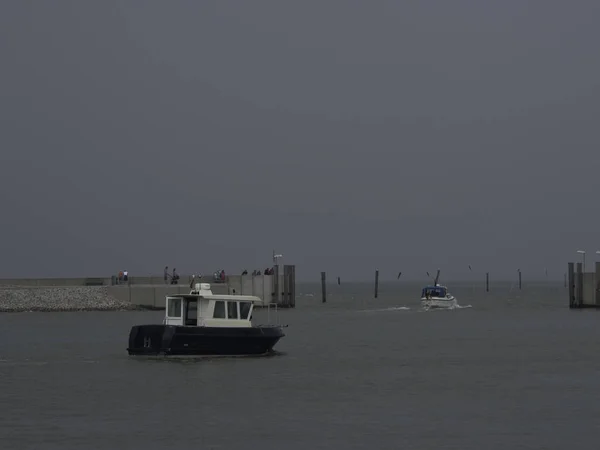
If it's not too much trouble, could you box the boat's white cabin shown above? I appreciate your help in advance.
[163,283,262,327]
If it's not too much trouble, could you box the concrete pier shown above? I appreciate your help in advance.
[0,268,296,311]
[567,261,600,308]
[217,266,296,308]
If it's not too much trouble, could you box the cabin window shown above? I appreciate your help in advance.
[239,302,251,319]
[213,301,226,319]
[227,301,238,319]
[185,300,197,326]
[424,288,445,297]
[168,298,181,317]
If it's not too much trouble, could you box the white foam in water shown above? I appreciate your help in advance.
[360,306,411,313]
[421,302,472,311]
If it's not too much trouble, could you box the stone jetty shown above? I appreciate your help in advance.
[0,286,140,312]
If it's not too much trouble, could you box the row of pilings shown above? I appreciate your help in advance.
[319,270,532,303]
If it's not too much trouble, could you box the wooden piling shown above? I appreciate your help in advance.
[273,264,280,306]
[374,270,379,298]
[282,265,295,308]
[568,262,575,308]
[288,265,296,308]
[337,276,340,285]
[596,262,600,306]
[518,270,522,290]
[321,272,327,303]
[576,262,583,307]
[485,272,489,292]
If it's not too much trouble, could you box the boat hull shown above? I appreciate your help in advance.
[421,297,457,309]
[127,324,285,356]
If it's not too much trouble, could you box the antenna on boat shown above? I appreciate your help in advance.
[433,269,441,286]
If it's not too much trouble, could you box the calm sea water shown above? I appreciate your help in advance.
[1,281,599,450]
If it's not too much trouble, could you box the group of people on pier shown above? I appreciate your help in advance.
[163,266,180,285]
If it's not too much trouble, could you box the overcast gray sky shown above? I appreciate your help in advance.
[1,1,599,281]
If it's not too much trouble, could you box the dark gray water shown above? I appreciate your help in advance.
[2,281,599,449]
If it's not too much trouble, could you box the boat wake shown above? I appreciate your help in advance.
[421,302,472,311]
[360,306,411,313]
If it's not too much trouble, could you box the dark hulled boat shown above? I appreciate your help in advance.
[127,283,286,357]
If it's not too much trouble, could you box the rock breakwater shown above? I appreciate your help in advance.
[0,286,140,312]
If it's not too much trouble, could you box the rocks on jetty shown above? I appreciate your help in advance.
[0,286,139,313]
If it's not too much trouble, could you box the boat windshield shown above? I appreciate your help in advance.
[422,287,447,297]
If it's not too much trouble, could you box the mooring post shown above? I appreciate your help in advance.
[288,265,296,308]
[273,264,280,306]
[576,262,583,307]
[518,270,522,290]
[596,261,600,306]
[486,272,489,292]
[337,276,340,285]
[321,272,326,303]
[374,270,379,298]
[568,262,575,308]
